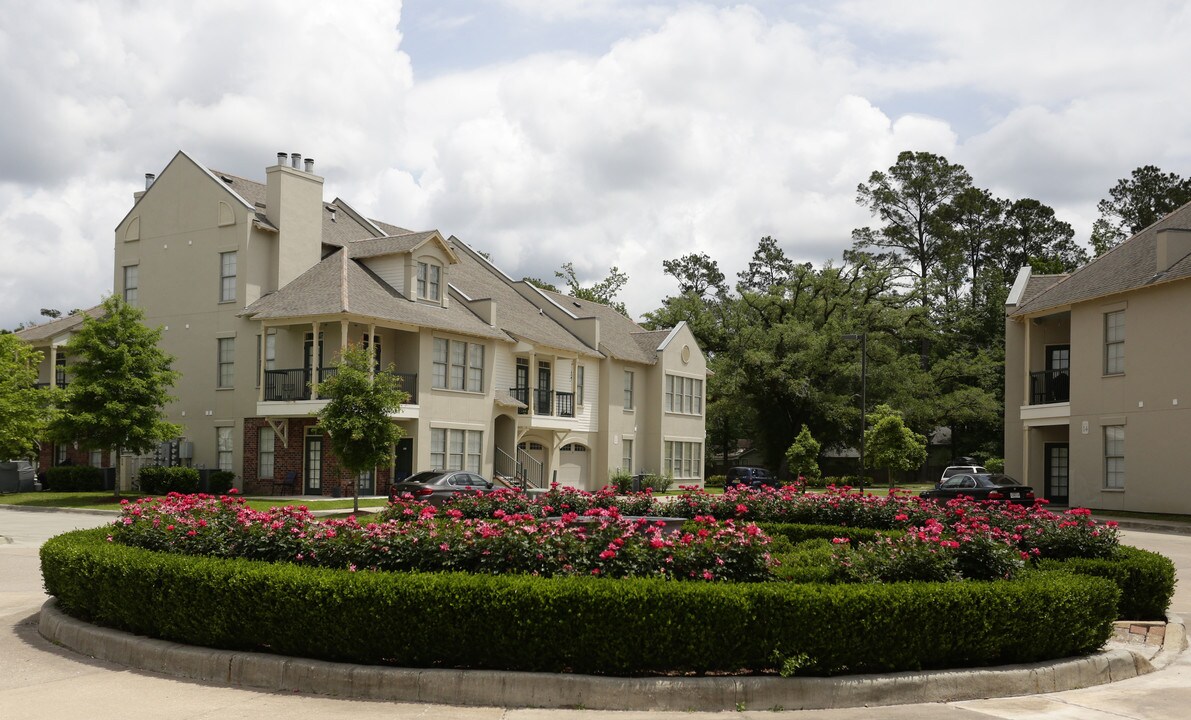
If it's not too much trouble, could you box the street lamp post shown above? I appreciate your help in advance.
[842,333,866,493]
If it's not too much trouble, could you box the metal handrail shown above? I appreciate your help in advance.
[1030,369,1070,405]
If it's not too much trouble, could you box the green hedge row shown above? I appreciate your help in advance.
[43,465,104,491]
[757,522,900,547]
[137,466,200,495]
[42,529,1118,676]
[1037,545,1176,620]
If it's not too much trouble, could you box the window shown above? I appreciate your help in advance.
[255,331,276,388]
[431,428,482,472]
[89,449,103,467]
[1105,310,1125,375]
[219,251,237,302]
[665,375,704,415]
[55,353,67,386]
[417,261,441,301]
[664,441,703,479]
[433,338,484,391]
[216,427,233,472]
[1104,426,1125,489]
[123,265,138,304]
[622,439,633,472]
[217,337,235,388]
[576,365,585,405]
[258,427,275,479]
[362,334,382,373]
[624,370,635,410]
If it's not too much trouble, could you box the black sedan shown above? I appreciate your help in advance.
[389,470,494,505]
[919,473,1036,505]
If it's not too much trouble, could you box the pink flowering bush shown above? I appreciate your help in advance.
[109,493,773,582]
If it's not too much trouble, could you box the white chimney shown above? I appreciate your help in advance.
[304,158,314,173]
[145,173,155,189]
[290,152,301,169]
[276,151,287,166]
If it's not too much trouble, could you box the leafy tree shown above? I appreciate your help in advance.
[555,262,629,315]
[0,334,56,460]
[663,252,726,297]
[1093,165,1191,254]
[937,187,1007,287]
[784,424,821,481]
[737,236,800,293]
[40,308,62,319]
[863,404,927,485]
[316,345,407,510]
[853,151,973,303]
[999,198,1087,274]
[50,296,181,495]
[521,276,560,293]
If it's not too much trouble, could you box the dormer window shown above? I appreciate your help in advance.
[417,261,441,301]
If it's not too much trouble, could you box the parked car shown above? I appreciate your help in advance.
[388,470,494,505]
[920,473,1036,505]
[938,464,989,486]
[724,466,778,490]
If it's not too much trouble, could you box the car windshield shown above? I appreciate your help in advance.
[404,471,445,484]
[983,474,1021,487]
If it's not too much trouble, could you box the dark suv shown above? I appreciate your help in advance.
[724,466,778,490]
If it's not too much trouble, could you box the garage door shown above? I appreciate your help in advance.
[557,443,590,488]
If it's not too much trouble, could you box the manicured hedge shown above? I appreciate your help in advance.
[137,466,200,495]
[757,522,901,547]
[42,528,1118,676]
[1040,545,1176,620]
[43,465,104,491]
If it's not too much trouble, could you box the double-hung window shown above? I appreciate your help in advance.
[430,428,482,472]
[622,438,633,472]
[217,337,235,388]
[623,370,635,410]
[219,251,237,302]
[123,265,139,304]
[417,262,441,301]
[1104,426,1125,489]
[216,427,233,472]
[258,427,275,479]
[664,441,703,479]
[665,375,704,415]
[576,365,585,405]
[1104,310,1125,375]
[432,338,484,391]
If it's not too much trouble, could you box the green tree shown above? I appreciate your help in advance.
[852,151,973,304]
[863,404,927,485]
[1093,165,1191,255]
[784,424,821,481]
[0,334,56,460]
[50,296,181,495]
[316,345,407,510]
[555,262,630,315]
[663,252,726,297]
[999,198,1087,274]
[521,276,560,293]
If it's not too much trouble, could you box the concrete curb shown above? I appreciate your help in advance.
[37,599,1163,712]
[0,504,119,516]
[1152,613,1189,670]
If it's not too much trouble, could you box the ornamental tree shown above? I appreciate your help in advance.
[784,424,821,482]
[0,334,56,460]
[316,344,407,509]
[863,404,927,485]
[50,296,181,495]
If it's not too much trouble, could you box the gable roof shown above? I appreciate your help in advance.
[1012,201,1191,316]
[347,231,459,263]
[535,288,657,364]
[240,250,508,341]
[14,305,105,344]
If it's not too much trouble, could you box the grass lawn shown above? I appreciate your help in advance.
[0,491,390,513]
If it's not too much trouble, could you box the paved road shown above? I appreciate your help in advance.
[2,506,1189,719]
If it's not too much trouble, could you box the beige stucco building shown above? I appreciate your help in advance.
[24,150,707,496]
[1004,203,1191,513]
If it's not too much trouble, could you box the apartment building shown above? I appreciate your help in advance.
[24,150,706,495]
[1004,202,1191,514]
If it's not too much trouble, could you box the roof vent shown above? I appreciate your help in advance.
[277,151,287,166]
[290,152,302,169]
[219,174,233,184]
[304,158,314,173]
[144,173,155,190]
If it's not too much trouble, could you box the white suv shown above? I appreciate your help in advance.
[938,465,988,486]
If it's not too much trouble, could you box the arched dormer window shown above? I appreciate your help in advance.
[416,261,441,301]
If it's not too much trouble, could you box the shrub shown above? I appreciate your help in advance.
[608,468,633,493]
[136,466,200,495]
[641,472,674,493]
[41,528,1119,676]
[1038,545,1176,620]
[757,522,895,547]
[704,475,725,489]
[985,458,1005,473]
[207,471,235,494]
[43,465,104,491]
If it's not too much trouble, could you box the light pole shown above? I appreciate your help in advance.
[842,333,866,493]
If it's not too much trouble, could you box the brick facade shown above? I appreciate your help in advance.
[242,417,393,497]
[37,442,113,470]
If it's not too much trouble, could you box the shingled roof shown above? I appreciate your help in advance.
[240,250,508,341]
[1012,201,1191,316]
[537,289,658,364]
[14,305,105,344]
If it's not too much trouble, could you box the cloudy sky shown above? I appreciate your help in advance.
[4,0,1191,330]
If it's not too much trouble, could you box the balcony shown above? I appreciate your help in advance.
[1030,369,1069,405]
[512,388,574,418]
[263,368,417,404]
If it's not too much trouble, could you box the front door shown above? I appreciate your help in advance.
[304,432,323,495]
[515,359,529,414]
[394,438,413,481]
[1044,443,1069,505]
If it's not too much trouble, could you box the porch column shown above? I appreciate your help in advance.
[48,344,58,389]
[258,324,267,403]
[1021,425,1031,487]
[529,351,537,416]
[311,321,321,399]
[340,319,348,353]
[1022,317,1032,407]
[368,323,376,378]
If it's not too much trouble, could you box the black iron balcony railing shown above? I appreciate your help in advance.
[511,386,530,415]
[1030,369,1070,405]
[556,391,575,418]
[534,388,553,415]
[510,387,575,417]
[265,368,418,403]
